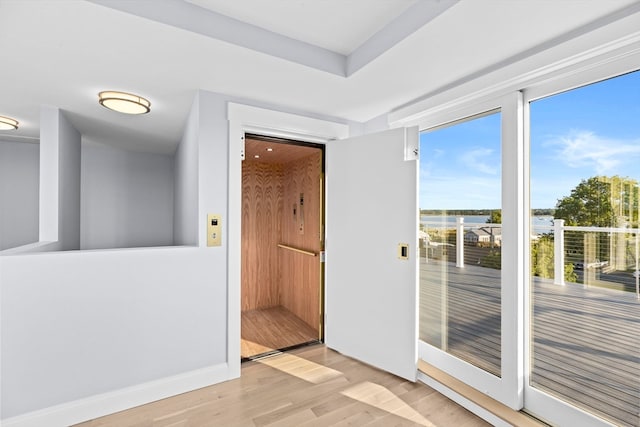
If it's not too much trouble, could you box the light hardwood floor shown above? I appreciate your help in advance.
[75,345,490,427]
[242,306,319,359]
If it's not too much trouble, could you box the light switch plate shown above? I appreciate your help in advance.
[398,243,409,260]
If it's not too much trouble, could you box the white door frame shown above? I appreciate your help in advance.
[409,93,525,409]
[226,103,349,376]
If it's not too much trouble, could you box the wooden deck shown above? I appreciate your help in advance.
[420,260,640,427]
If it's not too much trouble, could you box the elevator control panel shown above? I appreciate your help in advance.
[207,214,222,247]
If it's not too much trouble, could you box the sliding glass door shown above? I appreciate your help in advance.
[526,70,640,427]
[420,111,502,376]
[418,94,524,408]
[418,60,640,426]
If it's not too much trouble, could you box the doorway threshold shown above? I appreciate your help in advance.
[241,340,322,363]
[241,305,320,359]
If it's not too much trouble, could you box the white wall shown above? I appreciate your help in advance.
[0,90,355,426]
[196,91,229,248]
[81,141,175,250]
[0,91,232,426]
[39,106,81,250]
[173,95,199,246]
[0,140,39,251]
[0,247,227,420]
[0,95,228,425]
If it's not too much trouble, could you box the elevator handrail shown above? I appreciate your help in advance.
[277,244,317,257]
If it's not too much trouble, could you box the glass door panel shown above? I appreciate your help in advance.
[528,70,640,427]
[420,111,502,377]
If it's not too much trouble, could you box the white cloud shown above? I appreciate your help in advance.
[459,148,498,175]
[545,130,640,174]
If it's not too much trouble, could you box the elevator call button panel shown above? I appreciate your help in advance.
[207,214,222,247]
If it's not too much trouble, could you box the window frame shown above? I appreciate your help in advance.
[416,93,525,409]
[522,50,640,427]
[405,28,640,427]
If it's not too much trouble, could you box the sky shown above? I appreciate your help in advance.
[419,70,640,210]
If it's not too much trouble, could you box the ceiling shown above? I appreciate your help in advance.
[0,0,639,155]
[185,0,420,55]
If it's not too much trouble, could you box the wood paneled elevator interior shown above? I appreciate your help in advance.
[241,135,324,359]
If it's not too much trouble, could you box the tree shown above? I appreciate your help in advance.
[551,176,640,285]
[554,177,614,227]
[602,175,640,227]
[531,235,554,278]
[531,234,577,283]
[486,210,502,224]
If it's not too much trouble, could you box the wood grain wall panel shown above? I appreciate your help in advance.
[245,138,317,164]
[241,161,283,311]
[280,151,322,333]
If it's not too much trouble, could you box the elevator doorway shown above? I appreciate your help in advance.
[240,134,324,360]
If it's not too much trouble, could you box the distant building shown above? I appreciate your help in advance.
[464,226,502,247]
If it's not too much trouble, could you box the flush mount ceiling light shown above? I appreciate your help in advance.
[0,115,19,130]
[98,91,151,115]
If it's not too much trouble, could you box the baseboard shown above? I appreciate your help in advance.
[2,362,233,427]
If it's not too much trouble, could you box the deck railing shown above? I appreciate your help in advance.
[419,216,640,426]
[421,216,640,298]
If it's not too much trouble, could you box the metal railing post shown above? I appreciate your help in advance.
[456,216,464,268]
[633,230,640,300]
[554,219,565,286]
[423,230,429,263]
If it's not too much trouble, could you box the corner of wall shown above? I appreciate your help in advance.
[196,91,229,248]
[173,94,200,246]
[38,106,81,251]
[362,113,391,134]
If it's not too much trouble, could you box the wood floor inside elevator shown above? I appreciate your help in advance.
[241,305,319,359]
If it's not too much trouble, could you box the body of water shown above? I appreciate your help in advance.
[421,215,554,234]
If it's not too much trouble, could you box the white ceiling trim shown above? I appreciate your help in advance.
[88,0,458,77]
[88,0,343,75]
[388,2,640,128]
[347,0,457,76]
[228,103,349,143]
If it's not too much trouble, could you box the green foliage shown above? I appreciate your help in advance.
[604,175,640,226]
[555,177,614,227]
[532,208,556,216]
[564,262,577,283]
[531,233,578,283]
[486,210,502,224]
[531,234,554,278]
[479,250,501,269]
[554,175,640,227]
[552,175,639,278]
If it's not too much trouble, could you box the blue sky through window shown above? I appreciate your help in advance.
[419,111,501,210]
[419,70,640,210]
